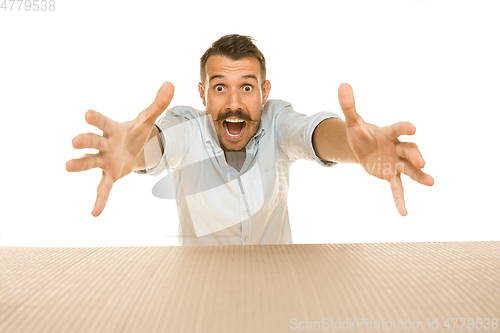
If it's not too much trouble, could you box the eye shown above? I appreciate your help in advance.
[215,85,225,92]
[243,85,253,92]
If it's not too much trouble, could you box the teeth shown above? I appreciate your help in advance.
[225,118,245,123]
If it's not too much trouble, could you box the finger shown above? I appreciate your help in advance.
[397,161,435,187]
[390,173,408,216]
[395,142,424,168]
[85,110,116,134]
[92,171,114,217]
[385,121,416,141]
[66,153,103,172]
[144,82,175,123]
[337,83,360,125]
[72,133,108,152]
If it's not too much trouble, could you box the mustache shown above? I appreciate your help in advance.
[215,110,256,123]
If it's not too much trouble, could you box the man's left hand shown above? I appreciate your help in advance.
[338,83,434,216]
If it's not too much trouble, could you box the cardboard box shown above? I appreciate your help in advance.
[1,242,498,332]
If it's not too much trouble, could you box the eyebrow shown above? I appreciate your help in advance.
[209,74,258,82]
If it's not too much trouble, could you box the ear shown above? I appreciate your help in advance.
[198,82,206,106]
[262,80,271,105]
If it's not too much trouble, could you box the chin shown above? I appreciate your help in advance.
[219,135,250,152]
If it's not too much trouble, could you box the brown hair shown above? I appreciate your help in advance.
[200,34,266,88]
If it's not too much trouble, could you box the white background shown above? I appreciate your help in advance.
[1,0,498,247]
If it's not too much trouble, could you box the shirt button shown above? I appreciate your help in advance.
[243,211,247,216]
[244,237,249,242]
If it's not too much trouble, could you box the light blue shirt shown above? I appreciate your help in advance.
[135,99,339,245]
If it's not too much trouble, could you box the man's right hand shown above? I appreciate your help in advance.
[66,82,175,217]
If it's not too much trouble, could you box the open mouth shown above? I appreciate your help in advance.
[222,118,246,140]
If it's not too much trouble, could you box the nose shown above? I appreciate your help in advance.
[225,88,244,112]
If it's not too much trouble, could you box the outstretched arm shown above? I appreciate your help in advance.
[312,83,434,216]
[133,125,163,171]
[312,117,359,164]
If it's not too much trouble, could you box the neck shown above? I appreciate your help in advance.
[222,147,246,172]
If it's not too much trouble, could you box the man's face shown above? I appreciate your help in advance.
[198,55,271,152]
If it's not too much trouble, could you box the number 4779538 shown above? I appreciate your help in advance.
[443,318,498,330]
[1,0,55,11]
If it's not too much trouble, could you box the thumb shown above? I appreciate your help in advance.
[338,83,359,125]
[144,82,175,123]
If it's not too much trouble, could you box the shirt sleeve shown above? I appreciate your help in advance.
[133,109,196,176]
[275,102,340,167]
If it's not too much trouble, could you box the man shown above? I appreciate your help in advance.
[66,34,434,246]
